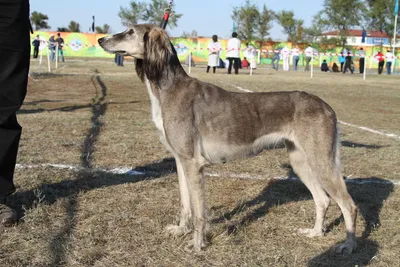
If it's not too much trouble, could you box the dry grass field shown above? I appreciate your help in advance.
[1,58,399,267]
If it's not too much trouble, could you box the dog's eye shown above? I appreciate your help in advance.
[128,29,134,35]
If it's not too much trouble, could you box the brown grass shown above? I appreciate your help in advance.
[0,58,399,266]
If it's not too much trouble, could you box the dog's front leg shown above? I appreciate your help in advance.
[183,159,208,252]
[165,157,192,236]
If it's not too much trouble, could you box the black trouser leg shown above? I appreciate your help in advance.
[206,66,210,73]
[0,0,30,197]
[33,47,38,58]
[233,58,239,74]
[227,57,234,74]
[213,67,216,73]
[359,58,364,73]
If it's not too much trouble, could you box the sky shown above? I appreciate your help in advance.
[30,0,324,40]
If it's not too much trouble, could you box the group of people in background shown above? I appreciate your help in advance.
[31,33,65,62]
[322,48,394,75]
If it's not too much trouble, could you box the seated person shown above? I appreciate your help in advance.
[321,59,330,72]
[241,57,249,69]
[332,62,339,72]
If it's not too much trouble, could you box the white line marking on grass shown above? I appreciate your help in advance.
[339,120,400,140]
[222,82,400,141]
[15,163,400,186]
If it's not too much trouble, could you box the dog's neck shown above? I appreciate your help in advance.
[135,45,188,90]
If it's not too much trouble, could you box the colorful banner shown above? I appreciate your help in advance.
[31,31,397,69]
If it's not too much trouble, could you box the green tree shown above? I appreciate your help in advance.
[275,10,303,44]
[57,27,69,32]
[118,0,182,29]
[96,24,111,34]
[318,0,365,48]
[257,4,275,47]
[68,21,81,32]
[30,11,50,30]
[181,30,198,37]
[366,0,399,49]
[232,0,259,42]
[231,0,274,45]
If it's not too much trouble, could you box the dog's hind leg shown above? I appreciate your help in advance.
[321,170,357,254]
[286,140,330,238]
[165,157,192,236]
[181,158,207,251]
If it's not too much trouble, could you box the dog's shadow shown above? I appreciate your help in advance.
[212,167,394,265]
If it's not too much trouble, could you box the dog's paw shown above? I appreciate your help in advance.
[165,224,191,237]
[297,228,324,238]
[184,238,208,252]
[335,240,356,254]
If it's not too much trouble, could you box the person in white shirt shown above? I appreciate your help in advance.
[281,46,290,71]
[385,49,394,75]
[304,45,314,71]
[207,35,221,74]
[226,32,241,74]
[291,46,300,71]
[244,43,257,69]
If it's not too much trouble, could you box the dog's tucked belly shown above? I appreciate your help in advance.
[200,133,284,164]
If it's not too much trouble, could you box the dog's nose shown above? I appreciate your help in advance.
[98,37,104,45]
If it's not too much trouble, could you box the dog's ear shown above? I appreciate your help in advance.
[142,27,174,83]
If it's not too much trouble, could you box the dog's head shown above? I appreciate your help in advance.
[98,24,173,59]
[98,24,181,85]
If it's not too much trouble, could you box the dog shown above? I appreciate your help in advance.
[98,24,357,254]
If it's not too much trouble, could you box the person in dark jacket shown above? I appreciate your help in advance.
[32,34,40,58]
[0,0,31,227]
[343,52,354,74]
[320,59,330,72]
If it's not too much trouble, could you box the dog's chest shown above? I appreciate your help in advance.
[145,79,166,138]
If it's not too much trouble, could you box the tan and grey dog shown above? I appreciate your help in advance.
[98,24,357,254]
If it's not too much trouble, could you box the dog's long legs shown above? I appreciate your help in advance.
[286,142,330,237]
[182,159,207,251]
[322,175,357,254]
[165,157,192,236]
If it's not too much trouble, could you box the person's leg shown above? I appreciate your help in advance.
[227,57,233,74]
[213,67,216,73]
[206,66,210,73]
[0,0,30,226]
[359,58,364,73]
[387,62,392,75]
[271,58,276,69]
[60,49,64,62]
[340,62,344,72]
[234,58,239,74]
[305,57,310,71]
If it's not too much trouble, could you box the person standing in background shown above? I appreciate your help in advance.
[304,45,313,71]
[48,33,56,61]
[358,47,365,74]
[244,43,257,69]
[375,51,385,74]
[385,49,393,75]
[56,32,65,62]
[338,52,346,72]
[271,49,280,71]
[226,32,241,75]
[343,52,354,74]
[0,0,31,226]
[291,45,300,71]
[207,35,221,74]
[32,34,40,58]
[281,46,290,71]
